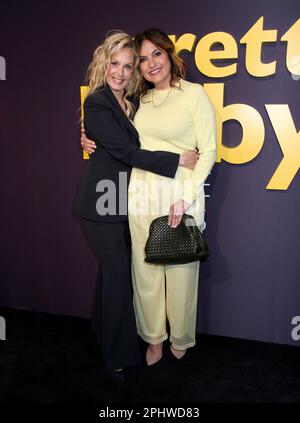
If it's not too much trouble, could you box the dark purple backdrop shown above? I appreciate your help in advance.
[0,0,299,346]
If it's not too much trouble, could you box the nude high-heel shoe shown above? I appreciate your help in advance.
[170,345,187,359]
[146,343,163,366]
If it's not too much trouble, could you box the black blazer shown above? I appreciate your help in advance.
[74,84,179,222]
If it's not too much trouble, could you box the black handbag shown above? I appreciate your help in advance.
[145,214,210,265]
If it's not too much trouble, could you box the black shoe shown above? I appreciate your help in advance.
[93,366,125,382]
[109,368,125,383]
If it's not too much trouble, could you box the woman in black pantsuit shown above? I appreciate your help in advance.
[82,221,138,371]
[74,31,198,373]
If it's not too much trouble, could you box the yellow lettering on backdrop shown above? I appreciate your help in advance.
[80,86,89,160]
[194,32,238,77]
[240,16,277,77]
[169,33,197,54]
[265,105,300,190]
[204,83,265,164]
[281,18,300,76]
[78,21,299,189]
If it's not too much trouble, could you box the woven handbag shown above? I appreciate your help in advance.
[145,214,210,265]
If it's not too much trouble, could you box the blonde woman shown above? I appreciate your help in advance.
[74,31,199,374]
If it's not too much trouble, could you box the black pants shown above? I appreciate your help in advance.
[83,219,141,371]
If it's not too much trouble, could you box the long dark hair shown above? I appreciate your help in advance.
[133,28,186,97]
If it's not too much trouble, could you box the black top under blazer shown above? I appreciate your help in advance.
[73,85,179,222]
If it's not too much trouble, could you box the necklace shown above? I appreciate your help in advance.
[151,87,172,107]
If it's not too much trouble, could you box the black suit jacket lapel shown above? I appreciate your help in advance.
[103,85,139,141]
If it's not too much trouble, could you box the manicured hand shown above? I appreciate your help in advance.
[168,199,190,228]
[179,149,199,170]
[81,127,96,154]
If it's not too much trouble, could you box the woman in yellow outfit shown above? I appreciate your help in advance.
[128,29,216,365]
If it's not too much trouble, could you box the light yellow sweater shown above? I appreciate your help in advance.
[128,79,217,226]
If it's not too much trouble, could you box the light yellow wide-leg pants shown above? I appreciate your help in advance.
[129,214,200,351]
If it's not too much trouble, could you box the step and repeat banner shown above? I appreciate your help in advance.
[0,0,299,345]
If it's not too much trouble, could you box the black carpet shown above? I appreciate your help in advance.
[0,306,300,405]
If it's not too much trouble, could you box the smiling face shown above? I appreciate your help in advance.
[105,47,134,97]
[138,39,172,90]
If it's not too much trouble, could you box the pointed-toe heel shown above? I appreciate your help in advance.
[146,343,163,366]
[170,345,187,360]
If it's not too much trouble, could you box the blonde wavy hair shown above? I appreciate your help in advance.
[85,31,140,117]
